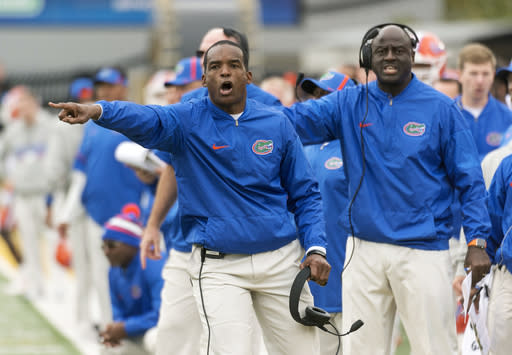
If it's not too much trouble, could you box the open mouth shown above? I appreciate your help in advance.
[220,81,233,95]
[383,65,398,75]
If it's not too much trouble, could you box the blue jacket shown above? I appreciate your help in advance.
[304,141,347,313]
[139,181,182,252]
[181,83,282,107]
[74,121,144,225]
[284,75,491,250]
[455,95,512,160]
[149,151,190,253]
[95,97,326,254]
[486,155,512,273]
[109,251,166,336]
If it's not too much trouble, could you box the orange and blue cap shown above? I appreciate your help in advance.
[70,77,94,101]
[301,71,354,94]
[165,57,202,87]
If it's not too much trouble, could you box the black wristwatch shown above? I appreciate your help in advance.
[307,250,326,258]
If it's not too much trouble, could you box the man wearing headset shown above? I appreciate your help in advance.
[283,24,492,354]
[50,40,330,355]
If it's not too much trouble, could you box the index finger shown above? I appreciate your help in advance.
[140,241,148,269]
[48,102,69,109]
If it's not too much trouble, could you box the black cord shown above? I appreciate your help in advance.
[198,253,211,355]
[331,321,342,355]
[342,72,370,275]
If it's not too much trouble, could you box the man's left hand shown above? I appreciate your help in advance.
[464,246,491,288]
[301,254,331,286]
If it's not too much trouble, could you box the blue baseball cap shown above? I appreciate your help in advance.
[165,57,202,87]
[70,77,94,101]
[94,67,127,86]
[497,61,512,81]
[301,71,354,94]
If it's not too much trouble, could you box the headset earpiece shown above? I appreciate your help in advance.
[358,23,419,72]
[289,266,331,329]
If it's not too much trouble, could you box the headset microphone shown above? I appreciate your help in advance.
[289,266,364,334]
[340,319,364,336]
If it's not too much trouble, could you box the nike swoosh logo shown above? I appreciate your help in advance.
[359,122,373,128]
[212,144,229,150]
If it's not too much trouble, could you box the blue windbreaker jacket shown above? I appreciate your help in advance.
[455,95,512,160]
[109,251,166,336]
[304,141,348,313]
[95,97,326,254]
[284,75,491,250]
[487,155,512,273]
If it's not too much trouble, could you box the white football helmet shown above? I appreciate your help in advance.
[413,32,447,86]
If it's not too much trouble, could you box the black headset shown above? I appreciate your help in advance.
[358,23,419,72]
[289,266,332,330]
[289,266,364,335]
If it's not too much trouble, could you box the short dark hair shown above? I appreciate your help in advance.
[222,28,249,61]
[203,40,249,72]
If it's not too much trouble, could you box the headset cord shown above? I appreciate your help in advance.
[198,250,211,355]
[343,74,370,275]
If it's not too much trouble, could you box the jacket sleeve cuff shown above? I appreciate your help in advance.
[306,246,326,256]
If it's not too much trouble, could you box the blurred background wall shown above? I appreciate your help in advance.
[0,0,510,103]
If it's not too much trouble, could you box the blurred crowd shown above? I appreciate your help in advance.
[0,25,511,355]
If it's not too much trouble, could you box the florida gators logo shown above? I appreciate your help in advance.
[403,122,426,136]
[324,157,343,170]
[486,132,502,147]
[252,140,273,155]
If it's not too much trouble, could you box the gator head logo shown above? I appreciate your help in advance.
[486,132,502,147]
[252,140,273,155]
[324,157,343,170]
[403,122,426,136]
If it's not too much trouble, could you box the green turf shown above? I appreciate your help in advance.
[394,323,411,355]
[0,275,81,355]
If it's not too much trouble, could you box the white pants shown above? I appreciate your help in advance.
[318,312,342,355]
[155,249,202,355]
[66,214,92,324]
[189,239,319,355]
[488,265,512,355]
[13,194,46,296]
[342,237,458,355]
[100,327,156,355]
[85,215,112,327]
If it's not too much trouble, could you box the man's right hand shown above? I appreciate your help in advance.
[140,224,162,269]
[48,102,102,124]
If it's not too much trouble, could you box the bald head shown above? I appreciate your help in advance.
[199,28,237,55]
[373,25,415,51]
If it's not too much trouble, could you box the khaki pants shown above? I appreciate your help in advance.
[85,215,112,327]
[189,239,319,355]
[342,237,458,355]
[488,265,512,355]
[13,194,46,297]
[155,249,202,355]
[318,312,342,355]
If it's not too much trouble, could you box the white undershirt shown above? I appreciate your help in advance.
[464,106,483,119]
